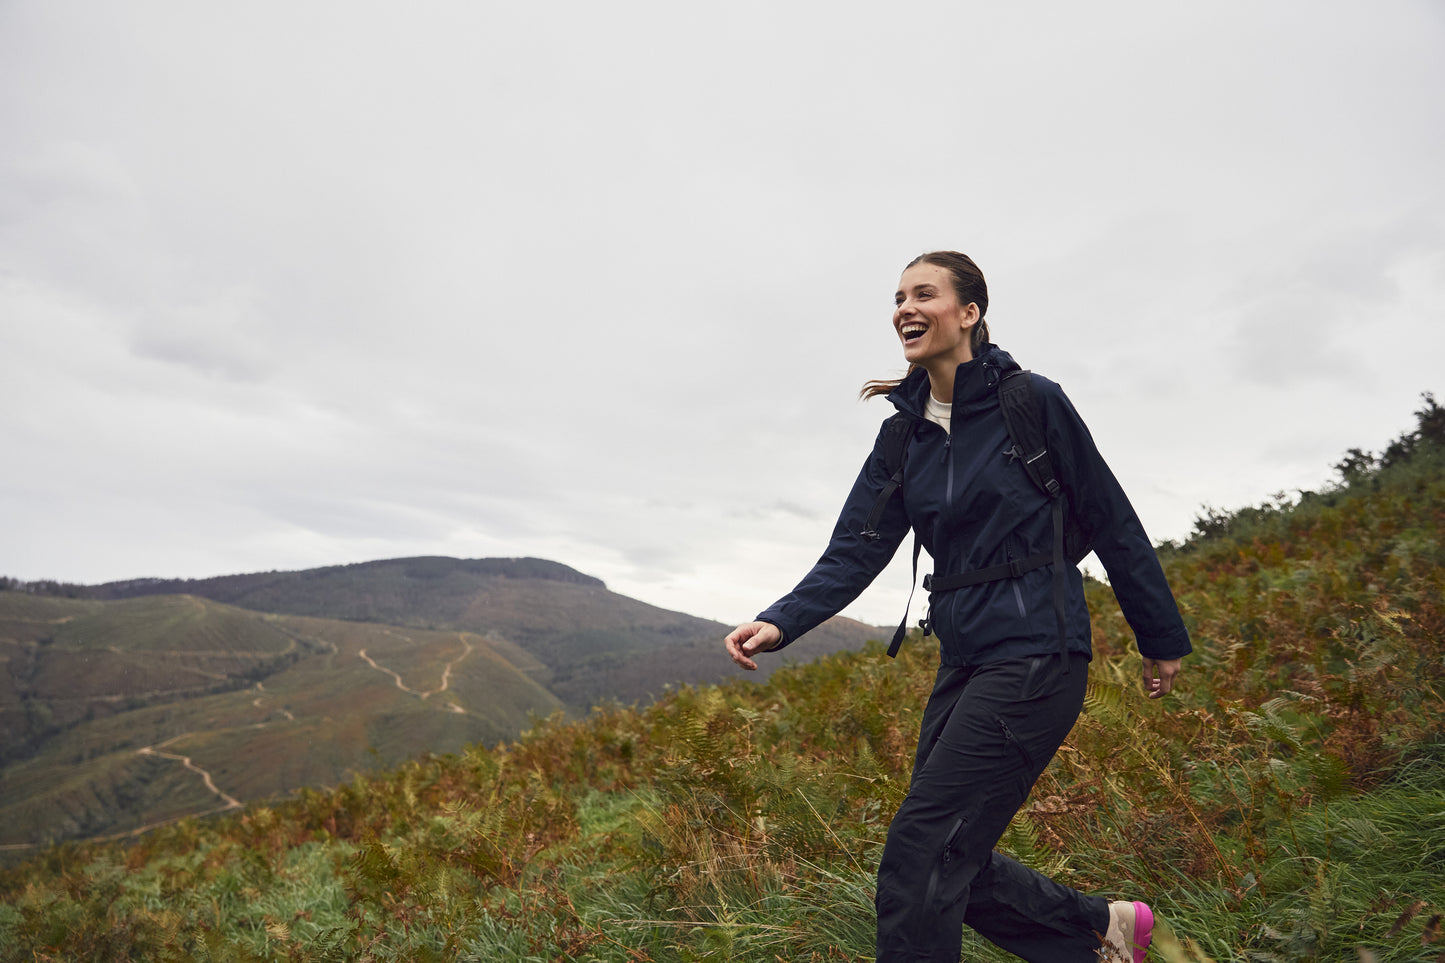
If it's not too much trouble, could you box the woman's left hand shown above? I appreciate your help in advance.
[1141,657,1182,699]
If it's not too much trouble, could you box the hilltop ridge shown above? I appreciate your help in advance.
[7,555,885,710]
[55,556,607,601]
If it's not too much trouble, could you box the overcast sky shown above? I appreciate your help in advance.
[3,1,1442,631]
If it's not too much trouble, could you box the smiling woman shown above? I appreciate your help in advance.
[724,251,1190,962]
[860,251,992,403]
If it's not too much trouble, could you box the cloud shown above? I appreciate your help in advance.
[1223,217,1445,387]
[129,289,276,383]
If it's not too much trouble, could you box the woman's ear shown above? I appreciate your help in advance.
[960,301,981,329]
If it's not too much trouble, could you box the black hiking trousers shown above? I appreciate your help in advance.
[875,652,1110,962]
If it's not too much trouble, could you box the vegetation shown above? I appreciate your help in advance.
[2,396,1443,961]
[3,557,881,712]
[1,575,878,849]
[0,597,563,848]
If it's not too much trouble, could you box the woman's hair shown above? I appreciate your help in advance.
[859,251,991,401]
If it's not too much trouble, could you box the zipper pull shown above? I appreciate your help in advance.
[940,435,951,465]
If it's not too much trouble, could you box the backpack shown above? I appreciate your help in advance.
[862,370,1090,660]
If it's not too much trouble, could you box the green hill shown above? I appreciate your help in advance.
[3,398,1440,962]
[0,594,562,848]
[0,569,883,851]
[56,556,885,711]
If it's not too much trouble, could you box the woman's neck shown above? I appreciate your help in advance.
[923,347,974,403]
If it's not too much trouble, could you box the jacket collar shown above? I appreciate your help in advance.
[887,343,1022,419]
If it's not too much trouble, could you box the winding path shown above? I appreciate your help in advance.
[356,633,472,710]
[251,681,294,720]
[2,695,294,851]
[3,632,475,851]
[137,737,243,810]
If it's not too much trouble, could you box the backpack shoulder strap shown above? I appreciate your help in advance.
[996,370,1061,499]
[995,368,1076,674]
[997,370,1091,565]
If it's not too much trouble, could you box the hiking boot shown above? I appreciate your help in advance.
[1099,900,1153,962]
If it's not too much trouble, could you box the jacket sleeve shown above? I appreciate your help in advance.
[754,419,912,649]
[1037,380,1193,661]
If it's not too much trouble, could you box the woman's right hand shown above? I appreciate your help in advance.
[724,621,782,671]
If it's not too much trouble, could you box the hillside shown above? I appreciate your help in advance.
[0,593,562,848]
[51,556,885,710]
[0,562,885,851]
[1,400,1442,960]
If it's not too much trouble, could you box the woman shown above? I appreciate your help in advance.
[724,251,1190,962]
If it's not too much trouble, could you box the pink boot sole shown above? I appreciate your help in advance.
[1130,901,1154,963]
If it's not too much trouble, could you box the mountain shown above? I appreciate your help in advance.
[0,558,886,849]
[73,556,886,710]
[0,592,562,847]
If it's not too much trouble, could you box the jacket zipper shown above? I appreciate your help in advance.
[943,435,954,509]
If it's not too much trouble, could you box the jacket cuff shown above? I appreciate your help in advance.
[1136,626,1192,661]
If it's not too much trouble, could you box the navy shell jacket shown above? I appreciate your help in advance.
[756,344,1192,667]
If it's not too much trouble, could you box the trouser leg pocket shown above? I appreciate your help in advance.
[913,816,965,943]
[997,714,1042,798]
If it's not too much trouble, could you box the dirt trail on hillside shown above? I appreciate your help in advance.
[357,634,473,710]
[0,795,243,852]
[138,737,243,811]
[251,681,295,721]
[5,688,293,851]
[3,636,478,852]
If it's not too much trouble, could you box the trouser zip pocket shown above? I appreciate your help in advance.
[998,716,1036,774]
[915,816,965,940]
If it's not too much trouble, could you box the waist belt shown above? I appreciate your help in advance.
[903,498,1072,679]
[923,551,1053,592]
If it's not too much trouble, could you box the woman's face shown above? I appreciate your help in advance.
[893,262,979,369]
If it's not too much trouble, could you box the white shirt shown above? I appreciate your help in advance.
[924,394,952,434]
